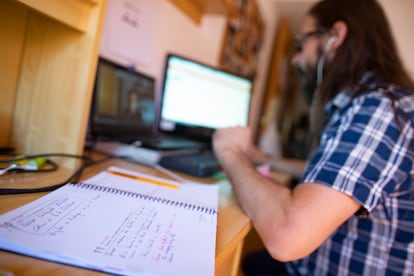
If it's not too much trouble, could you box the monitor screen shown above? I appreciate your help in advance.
[158,54,253,141]
[88,58,156,140]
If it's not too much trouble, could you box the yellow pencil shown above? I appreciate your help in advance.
[107,169,180,190]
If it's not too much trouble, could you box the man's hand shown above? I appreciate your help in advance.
[212,127,253,162]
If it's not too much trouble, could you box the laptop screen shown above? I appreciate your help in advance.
[88,58,156,140]
[158,54,253,141]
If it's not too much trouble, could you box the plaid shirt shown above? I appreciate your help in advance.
[289,73,414,275]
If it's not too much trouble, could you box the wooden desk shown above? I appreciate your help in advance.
[0,157,251,276]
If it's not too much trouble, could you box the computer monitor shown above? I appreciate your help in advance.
[88,57,156,141]
[158,53,253,142]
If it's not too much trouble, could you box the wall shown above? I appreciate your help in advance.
[379,0,414,78]
[257,0,414,156]
[99,0,280,137]
[267,0,414,78]
[98,0,414,141]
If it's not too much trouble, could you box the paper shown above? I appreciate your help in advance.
[0,167,218,276]
[100,0,160,65]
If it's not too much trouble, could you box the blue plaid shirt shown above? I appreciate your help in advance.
[289,73,414,275]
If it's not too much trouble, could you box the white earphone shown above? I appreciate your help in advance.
[324,36,337,52]
[317,36,337,84]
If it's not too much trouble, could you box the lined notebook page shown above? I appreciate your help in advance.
[0,166,218,276]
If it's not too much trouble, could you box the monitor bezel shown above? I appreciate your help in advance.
[88,57,156,141]
[157,53,253,142]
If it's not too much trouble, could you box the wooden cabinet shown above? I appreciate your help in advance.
[0,0,107,168]
[169,0,228,24]
[15,0,101,32]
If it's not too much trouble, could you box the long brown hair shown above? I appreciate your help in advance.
[308,0,414,145]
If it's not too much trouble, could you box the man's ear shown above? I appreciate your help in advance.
[329,20,347,51]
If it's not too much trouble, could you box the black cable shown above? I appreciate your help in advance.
[0,153,94,175]
[0,153,92,164]
[0,159,59,174]
[0,164,86,195]
[0,153,112,195]
[0,147,15,154]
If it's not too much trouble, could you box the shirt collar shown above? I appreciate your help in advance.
[325,88,352,116]
[325,72,381,114]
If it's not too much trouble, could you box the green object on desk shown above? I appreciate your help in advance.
[212,171,227,180]
[23,157,47,171]
[0,156,47,175]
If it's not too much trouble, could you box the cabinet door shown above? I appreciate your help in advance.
[169,0,227,24]
[9,0,107,169]
[16,0,101,32]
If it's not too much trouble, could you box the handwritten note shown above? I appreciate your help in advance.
[0,167,218,275]
[100,0,160,65]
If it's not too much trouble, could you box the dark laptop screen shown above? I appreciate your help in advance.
[158,54,253,141]
[89,58,155,140]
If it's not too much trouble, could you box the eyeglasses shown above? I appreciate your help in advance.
[293,28,326,53]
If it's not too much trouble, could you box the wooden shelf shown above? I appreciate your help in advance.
[0,0,107,169]
[169,0,228,24]
[16,0,100,32]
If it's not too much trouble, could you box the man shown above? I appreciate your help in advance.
[212,0,414,275]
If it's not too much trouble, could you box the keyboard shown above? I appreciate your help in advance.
[159,150,221,177]
[138,135,207,150]
[100,135,207,150]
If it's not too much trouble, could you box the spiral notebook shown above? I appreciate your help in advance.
[0,167,218,276]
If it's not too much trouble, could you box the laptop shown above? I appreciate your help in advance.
[156,53,253,176]
[87,57,206,151]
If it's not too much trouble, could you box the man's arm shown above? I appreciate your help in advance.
[247,145,307,179]
[214,127,361,261]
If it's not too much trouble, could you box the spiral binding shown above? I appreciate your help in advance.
[70,183,218,215]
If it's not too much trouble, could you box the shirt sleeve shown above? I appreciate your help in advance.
[303,94,412,212]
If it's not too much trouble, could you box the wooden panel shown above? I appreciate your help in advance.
[169,0,228,24]
[215,180,251,275]
[257,17,294,142]
[0,1,28,147]
[16,0,98,32]
[11,0,107,168]
[216,241,243,276]
[83,0,99,4]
